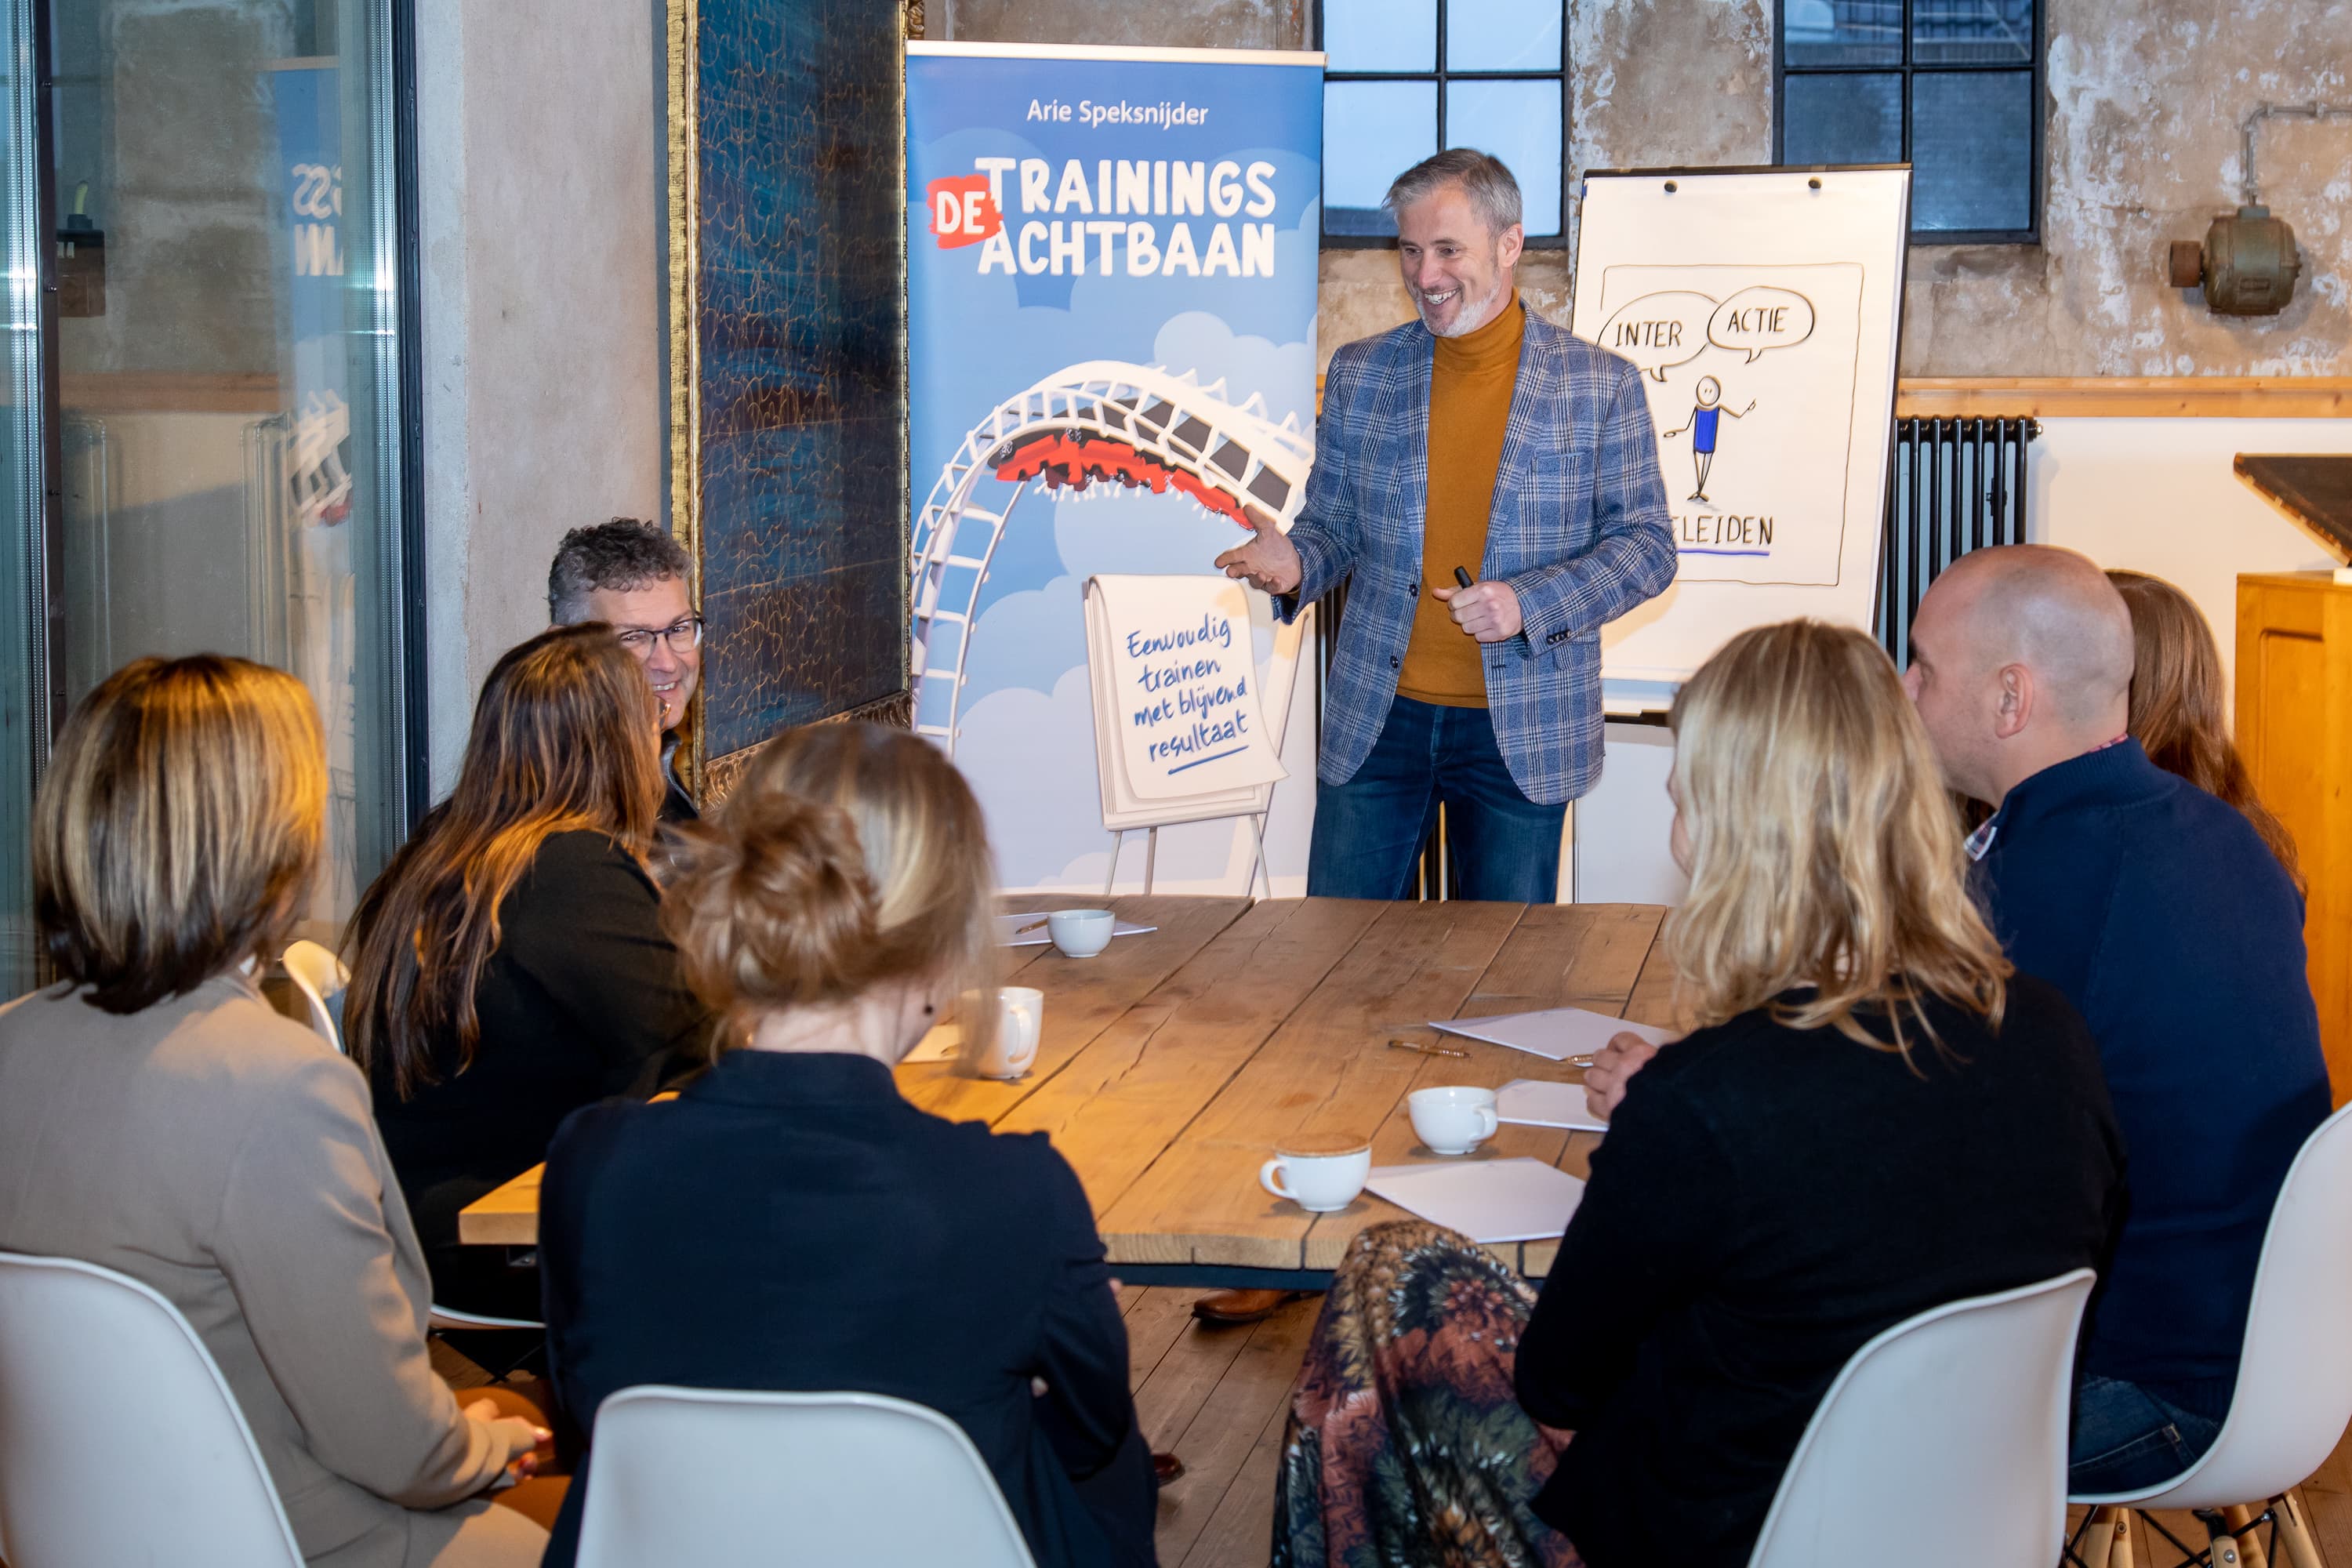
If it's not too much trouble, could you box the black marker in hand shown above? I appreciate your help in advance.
[1454,566,1475,590]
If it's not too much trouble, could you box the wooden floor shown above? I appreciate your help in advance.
[437,1302,2352,1568]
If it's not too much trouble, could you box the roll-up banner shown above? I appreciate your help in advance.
[906,42,1325,895]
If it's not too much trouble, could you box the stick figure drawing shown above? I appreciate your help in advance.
[1661,376,1757,503]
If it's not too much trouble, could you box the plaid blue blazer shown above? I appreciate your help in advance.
[1281,307,1677,807]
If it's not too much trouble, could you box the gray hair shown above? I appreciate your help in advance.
[1383,148,1523,236]
[548,517,693,624]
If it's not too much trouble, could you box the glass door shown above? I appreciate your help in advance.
[0,0,49,995]
[45,0,413,939]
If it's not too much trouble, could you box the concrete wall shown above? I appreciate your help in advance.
[416,0,666,793]
[953,0,2352,379]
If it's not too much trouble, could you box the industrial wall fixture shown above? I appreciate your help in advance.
[2168,102,2352,317]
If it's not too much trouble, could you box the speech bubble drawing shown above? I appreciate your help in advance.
[1708,287,1815,362]
[1596,291,1715,380]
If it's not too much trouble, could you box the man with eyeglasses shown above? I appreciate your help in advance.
[548,518,706,824]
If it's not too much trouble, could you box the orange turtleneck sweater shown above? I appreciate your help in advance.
[1397,292,1524,709]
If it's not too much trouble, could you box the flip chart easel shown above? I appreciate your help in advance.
[1571,165,1912,693]
[1082,574,1310,897]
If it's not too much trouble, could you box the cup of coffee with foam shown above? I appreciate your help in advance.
[1259,1134,1372,1213]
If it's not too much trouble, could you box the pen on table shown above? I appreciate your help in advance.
[1011,917,1048,936]
[1386,1037,1469,1059]
[1453,565,1475,590]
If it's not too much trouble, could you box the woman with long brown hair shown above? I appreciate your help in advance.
[2107,568,2299,880]
[346,624,709,1317]
[534,722,1155,1568]
[0,656,556,1564]
[1272,621,2125,1568]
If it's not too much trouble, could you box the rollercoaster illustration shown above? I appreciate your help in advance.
[909,360,1316,754]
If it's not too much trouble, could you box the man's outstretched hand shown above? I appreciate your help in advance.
[1214,516,1303,597]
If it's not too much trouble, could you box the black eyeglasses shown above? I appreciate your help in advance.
[614,615,705,658]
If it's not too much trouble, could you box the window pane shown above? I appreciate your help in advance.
[1324,80,1437,235]
[1782,0,1902,66]
[1913,71,2033,232]
[1323,0,1436,73]
[0,0,38,992]
[1447,0,1563,71]
[1780,72,1903,165]
[1445,78,1564,235]
[1914,0,2034,64]
[51,0,413,934]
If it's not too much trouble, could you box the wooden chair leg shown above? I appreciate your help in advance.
[2081,1505,2131,1568]
[2274,1491,2326,1568]
[2202,1509,2248,1568]
[2223,1503,2272,1568]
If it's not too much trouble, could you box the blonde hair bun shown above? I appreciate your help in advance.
[673,791,884,1012]
[664,723,1000,1059]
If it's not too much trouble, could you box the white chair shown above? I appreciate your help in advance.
[573,1386,1037,1568]
[1747,1268,2096,1568]
[0,1250,303,1568]
[278,941,541,1338]
[281,937,349,1054]
[2069,1102,2352,1568]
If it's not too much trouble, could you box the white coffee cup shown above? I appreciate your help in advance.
[961,986,1044,1080]
[1409,1085,1500,1156]
[1048,908,1115,959]
[1258,1136,1372,1213]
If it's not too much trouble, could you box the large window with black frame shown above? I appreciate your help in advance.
[1317,0,1567,245]
[1776,0,2044,243]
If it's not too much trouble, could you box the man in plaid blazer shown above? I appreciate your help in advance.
[1218,150,1675,903]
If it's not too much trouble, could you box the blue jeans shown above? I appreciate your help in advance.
[2070,1374,2225,1494]
[1307,697,1568,903]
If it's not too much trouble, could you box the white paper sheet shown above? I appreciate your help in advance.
[906,1023,962,1063]
[1432,1006,1675,1061]
[1364,1157,1588,1243]
[1495,1078,1610,1132]
[993,913,1158,947]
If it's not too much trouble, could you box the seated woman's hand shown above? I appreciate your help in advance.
[464,1397,553,1481]
[1581,1032,1664,1123]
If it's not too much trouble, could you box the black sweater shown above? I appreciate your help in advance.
[1515,978,2125,1568]
[1976,740,2329,1413]
[367,830,710,1267]
[537,1050,1156,1568]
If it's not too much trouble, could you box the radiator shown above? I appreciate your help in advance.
[1876,416,2040,667]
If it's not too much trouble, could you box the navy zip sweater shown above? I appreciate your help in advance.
[1975,739,2329,1417]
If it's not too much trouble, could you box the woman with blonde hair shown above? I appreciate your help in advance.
[345,623,709,1317]
[1274,620,2125,1568]
[535,722,1155,1568]
[0,656,557,1565]
[2107,568,2299,880]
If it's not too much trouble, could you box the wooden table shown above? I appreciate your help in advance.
[458,896,1684,1284]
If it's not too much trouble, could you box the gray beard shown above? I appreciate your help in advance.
[1422,274,1512,339]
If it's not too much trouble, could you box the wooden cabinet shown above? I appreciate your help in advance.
[2238,572,2352,1103]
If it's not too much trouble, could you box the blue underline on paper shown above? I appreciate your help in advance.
[1679,548,1772,557]
[1168,746,1248,775]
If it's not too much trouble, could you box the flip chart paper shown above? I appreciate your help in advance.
[993,913,1158,947]
[1089,574,1287,801]
[1364,1157,1588,1243]
[1432,1006,1677,1061]
[1496,1078,1610,1132]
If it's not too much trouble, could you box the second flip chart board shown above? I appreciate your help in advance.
[1570,168,1911,684]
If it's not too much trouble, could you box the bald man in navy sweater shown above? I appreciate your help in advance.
[1905,545,2328,1490]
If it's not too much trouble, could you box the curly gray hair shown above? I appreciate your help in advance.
[547,518,692,624]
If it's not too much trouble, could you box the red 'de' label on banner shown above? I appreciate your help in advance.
[926,176,1002,249]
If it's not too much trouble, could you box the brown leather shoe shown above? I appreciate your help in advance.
[1152,1450,1186,1487]
[1190,1287,1302,1325]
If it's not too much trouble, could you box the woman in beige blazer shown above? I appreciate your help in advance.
[0,655,554,1568]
